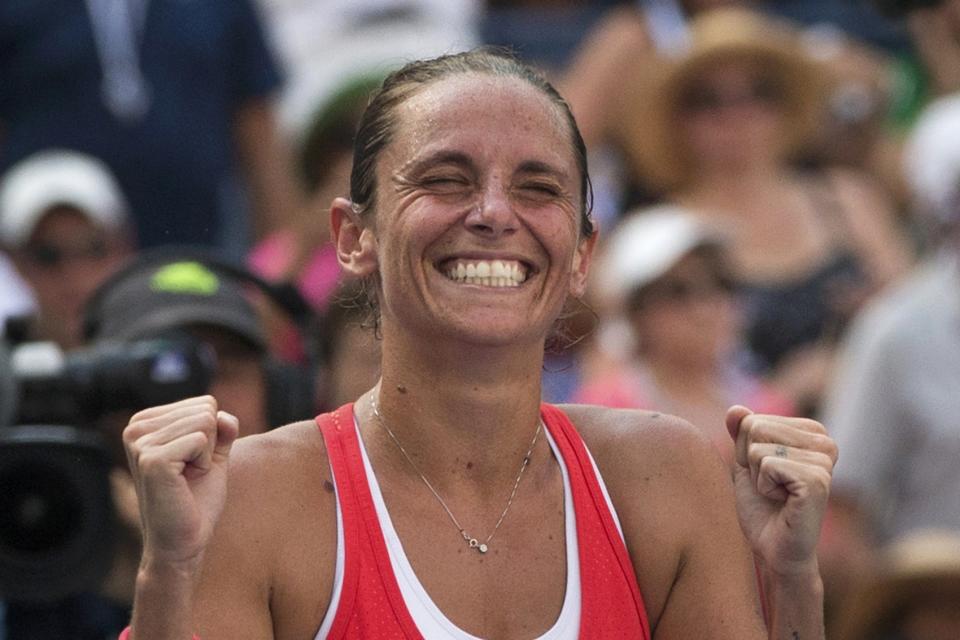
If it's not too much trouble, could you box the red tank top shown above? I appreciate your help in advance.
[316,402,651,639]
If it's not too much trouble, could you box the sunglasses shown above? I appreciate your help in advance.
[24,238,110,268]
[679,77,783,113]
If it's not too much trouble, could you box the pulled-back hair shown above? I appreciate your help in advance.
[349,47,595,237]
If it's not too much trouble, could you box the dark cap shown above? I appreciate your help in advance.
[90,259,266,350]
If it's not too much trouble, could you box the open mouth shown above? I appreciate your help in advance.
[439,259,530,288]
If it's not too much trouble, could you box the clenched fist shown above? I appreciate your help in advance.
[726,406,838,576]
[123,396,239,570]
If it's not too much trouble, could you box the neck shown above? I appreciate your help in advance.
[364,326,547,487]
[644,351,720,397]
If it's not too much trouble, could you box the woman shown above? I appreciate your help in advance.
[617,8,912,409]
[575,207,793,465]
[120,50,835,639]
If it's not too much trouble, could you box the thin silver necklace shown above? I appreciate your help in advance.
[370,397,542,554]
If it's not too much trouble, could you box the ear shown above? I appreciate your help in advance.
[330,197,378,277]
[568,227,598,299]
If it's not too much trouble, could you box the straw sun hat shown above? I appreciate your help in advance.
[831,529,960,639]
[616,7,824,193]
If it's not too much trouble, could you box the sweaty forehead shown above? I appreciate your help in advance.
[387,73,574,171]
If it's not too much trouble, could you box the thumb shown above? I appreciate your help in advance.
[725,405,753,443]
[213,410,240,460]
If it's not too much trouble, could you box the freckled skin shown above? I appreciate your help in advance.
[370,75,592,355]
[124,62,832,640]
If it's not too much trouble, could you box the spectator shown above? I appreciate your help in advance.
[249,73,387,315]
[3,251,318,639]
[616,7,912,411]
[815,0,960,623]
[0,0,305,257]
[823,93,960,545]
[257,0,479,136]
[830,530,960,640]
[561,0,752,151]
[575,206,793,465]
[0,150,133,350]
[86,252,321,438]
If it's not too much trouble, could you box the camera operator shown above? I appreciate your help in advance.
[2,253,317,639]
[0,149,134,350]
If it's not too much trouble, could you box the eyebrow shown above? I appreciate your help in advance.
[395,152,569,183]
[515,160,569,182]
[395,150,475,179]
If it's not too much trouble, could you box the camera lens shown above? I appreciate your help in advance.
[0,462,84,554]
[0,426,115,603]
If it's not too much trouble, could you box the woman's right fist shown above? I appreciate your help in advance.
[122,396,239,569]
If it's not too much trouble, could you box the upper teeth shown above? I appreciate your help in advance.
[445,260,527,287]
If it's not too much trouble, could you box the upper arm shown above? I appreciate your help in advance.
[643,429,767,639]
[829,168,913,286]
[189,440,278,638]
[559,6,653,147]
[190,425,337,639]
[567,406,767,639]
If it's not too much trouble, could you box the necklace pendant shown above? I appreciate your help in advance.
[468,538,488,553]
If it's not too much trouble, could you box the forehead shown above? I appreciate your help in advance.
[684,56,771,86]
[386,73,575,173]
[29,206,101,240]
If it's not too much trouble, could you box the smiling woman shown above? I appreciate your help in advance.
[120,49,836,640]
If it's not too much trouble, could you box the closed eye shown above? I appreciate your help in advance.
[524,183,560,195]
[419,173,472,193]
[515,181,564,202]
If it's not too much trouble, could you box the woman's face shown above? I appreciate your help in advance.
[676,59,787,170]
[629,251,739,364]
[362,74,594,349]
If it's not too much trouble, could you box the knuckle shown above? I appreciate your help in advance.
[122,423,141,445]
[198,410,218,433]
[137,449,165,474]
[747,442,768,465]
[796,417,828,434]
[809,451,835,471]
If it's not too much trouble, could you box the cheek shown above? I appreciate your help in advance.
[521,209,581,257]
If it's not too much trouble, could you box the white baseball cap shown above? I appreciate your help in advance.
[903,93,960,225]
[0,149,129,247]
[597,205,728,305]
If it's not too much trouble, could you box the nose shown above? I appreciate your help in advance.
[465,181,519,238]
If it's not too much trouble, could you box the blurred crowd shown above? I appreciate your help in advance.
[1,0,960,638]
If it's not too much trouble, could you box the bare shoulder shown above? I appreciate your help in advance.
[556,403,724,481]
[218,418,337,557]
[197,419,338,638]
[223,419,333,511]
[555,404,740,628]
[554,402,732,548]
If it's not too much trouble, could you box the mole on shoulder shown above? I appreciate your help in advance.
[466,461,473,470]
